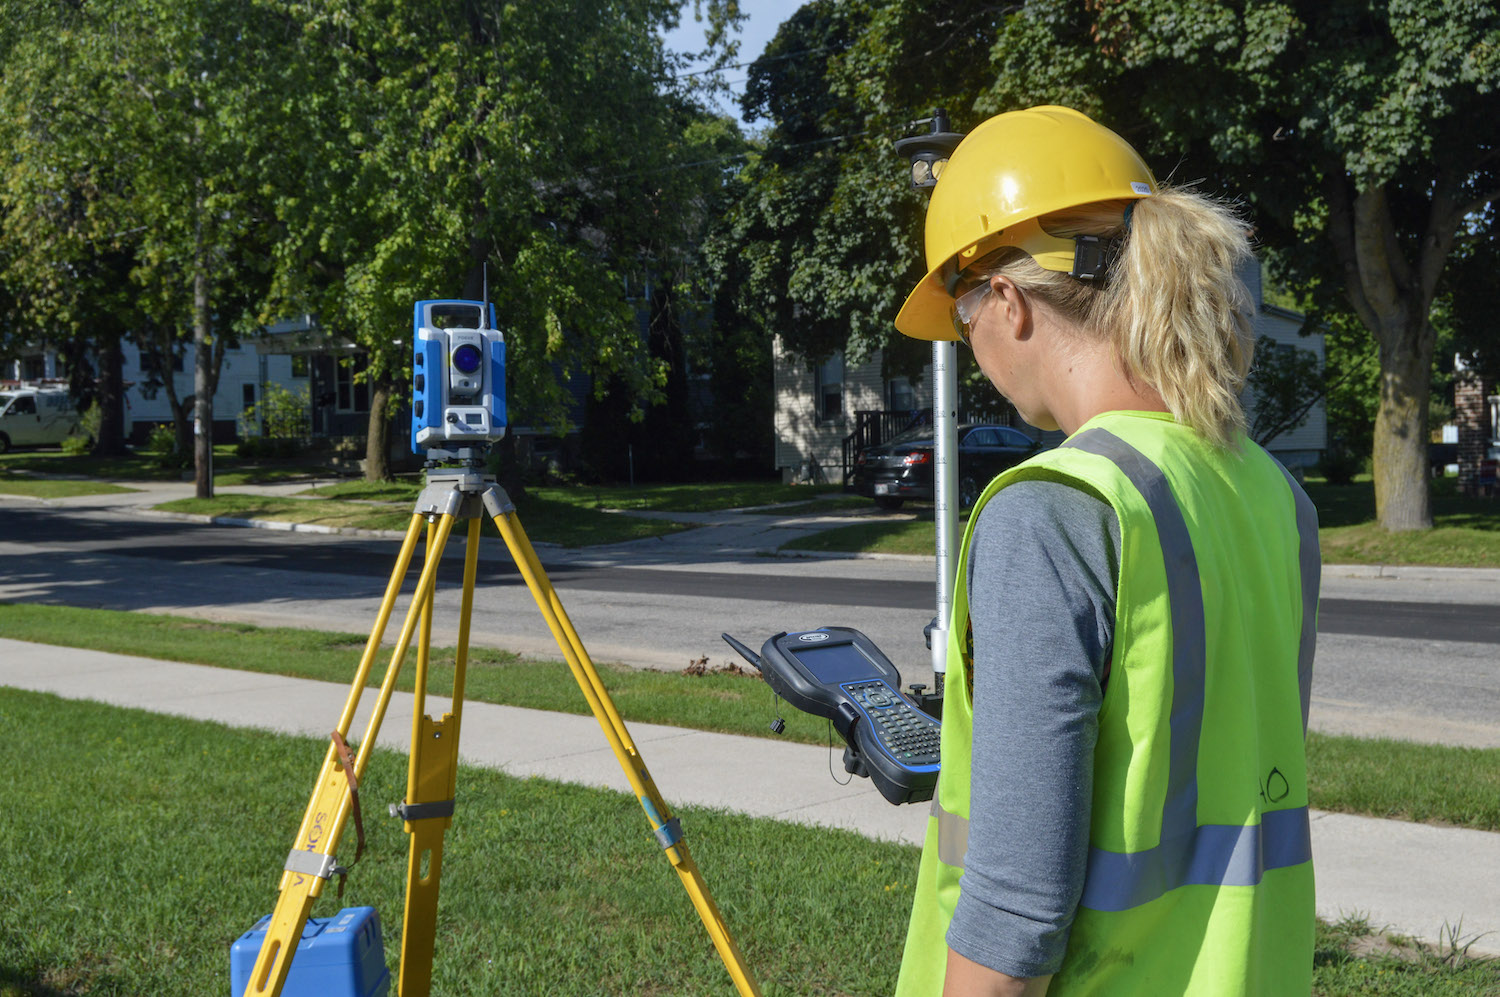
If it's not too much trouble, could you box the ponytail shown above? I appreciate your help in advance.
[981,186,1256,449]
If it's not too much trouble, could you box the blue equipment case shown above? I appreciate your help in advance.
[230,906,390,997]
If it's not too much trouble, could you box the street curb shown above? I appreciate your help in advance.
[142,509,403,538]
[1322,562,1500,584]
[137,507,570,547]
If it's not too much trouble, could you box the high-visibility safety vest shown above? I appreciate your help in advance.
[896,411,1320,996]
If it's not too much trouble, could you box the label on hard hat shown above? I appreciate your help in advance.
[1131,181,1152,195]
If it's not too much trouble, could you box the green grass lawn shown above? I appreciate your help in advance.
[154,477,857,547]
[4,603,1499,835]
[0,446,338,485]
[744,494,874,516]
[0,690,1492,996]
[0,689,915,996]
[785,478,1500,567]
[781,513,961,556]
[153,491,696,548]
[532,481,843,513]
[290,479,848,513]
[0,471,138,498]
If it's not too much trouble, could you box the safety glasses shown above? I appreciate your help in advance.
[951,277,993,344]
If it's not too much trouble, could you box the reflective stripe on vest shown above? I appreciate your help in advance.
[931,795,968,868]
[930,427,1318,912]
[1277,462,1321,735]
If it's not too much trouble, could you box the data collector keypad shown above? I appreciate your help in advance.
[846,681,940,764]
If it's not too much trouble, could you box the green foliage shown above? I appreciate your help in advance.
[259,0,750,437]
[57,404,97,455]
[1246,335,1324,445]
[721,0,1500,530]
[144,423,177,455]
[1,0,754,476]
[1316,442,1367,487]
[236,382,310,442]
[144,422,192,468]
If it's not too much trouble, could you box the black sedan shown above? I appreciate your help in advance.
[852,423,1045,509]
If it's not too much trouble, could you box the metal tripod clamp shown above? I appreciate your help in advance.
[389,799,456,822]
[283,849,339,881]
[639,795,684,850]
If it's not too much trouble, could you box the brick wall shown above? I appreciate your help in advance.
[1455,365,1495,495]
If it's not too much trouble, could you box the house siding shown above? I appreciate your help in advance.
[1242,303,1328,467]
[773,336,919,483]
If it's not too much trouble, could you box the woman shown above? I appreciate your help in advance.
[892,106,1321,996]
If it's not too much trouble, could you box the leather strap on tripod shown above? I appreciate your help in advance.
[330,729,366,898]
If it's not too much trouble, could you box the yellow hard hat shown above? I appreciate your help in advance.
[895,105,1158,341]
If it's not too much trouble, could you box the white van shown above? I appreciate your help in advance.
[0,388,82,452]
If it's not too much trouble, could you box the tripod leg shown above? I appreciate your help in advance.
[395,518,481,997]
[481,489,763,997]
[242,507,461,997]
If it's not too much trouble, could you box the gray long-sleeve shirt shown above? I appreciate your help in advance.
[945,479,1120,978]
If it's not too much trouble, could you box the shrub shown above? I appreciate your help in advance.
[1317,442,1365,486]
[236,384,310,457]
[145,423,178,454]
[61,404,99,454]
[145,423,192,468]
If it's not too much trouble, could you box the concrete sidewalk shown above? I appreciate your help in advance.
[3,637,1497,958]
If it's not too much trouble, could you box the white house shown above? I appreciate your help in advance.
[4,319,332,445]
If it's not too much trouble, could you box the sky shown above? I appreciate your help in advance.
[660,0,807,126]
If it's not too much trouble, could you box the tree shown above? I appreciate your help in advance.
[720,0,1498,529]
[0,2,140,456]
[110,0,291,496]
[0,0,294,486]
[260,0,746,481]
[976,0,1500,529]
[710,0,1041,427]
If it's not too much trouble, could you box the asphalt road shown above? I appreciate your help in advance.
[2,499,1498,747]
[1,504,1497,641]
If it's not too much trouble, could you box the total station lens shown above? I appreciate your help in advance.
[452,344,483,375]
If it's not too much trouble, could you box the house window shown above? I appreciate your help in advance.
[888,377,915,412]
[242,384,256,410]
[335,358,369,413]
[139,346,184,374]
[21,356,45,380]
[290,354,309,377]
[815,353,843,421]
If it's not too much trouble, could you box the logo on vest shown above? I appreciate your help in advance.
[1260,766,1290,804]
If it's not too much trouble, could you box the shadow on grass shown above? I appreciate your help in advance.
[0,965,84,997]
[1303,478,1500,531]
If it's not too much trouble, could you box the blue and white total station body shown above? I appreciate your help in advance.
[410,299,506,454]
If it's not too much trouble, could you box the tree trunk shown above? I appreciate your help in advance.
[1371,322,1434,530]
[1332,182,1441,531]
[193,261,214,499]
[364,376,392,481]
[91,331,129,456]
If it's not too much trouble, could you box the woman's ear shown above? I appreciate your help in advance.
[990,275,1031,340]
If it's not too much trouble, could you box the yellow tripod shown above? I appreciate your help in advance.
[240,462,762,997]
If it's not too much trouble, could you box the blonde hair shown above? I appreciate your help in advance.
[979,187,1256,449]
